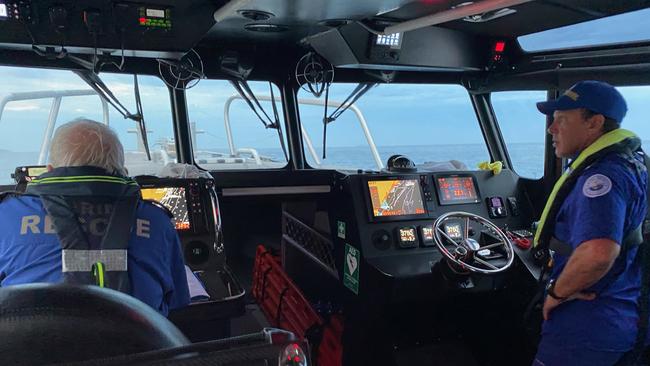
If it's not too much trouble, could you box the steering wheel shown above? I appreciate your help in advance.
[433,211,514,274]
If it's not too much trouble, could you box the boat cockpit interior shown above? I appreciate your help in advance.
[0,0,649,365]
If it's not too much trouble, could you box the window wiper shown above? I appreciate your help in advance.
[228,80,288,161]
[74,70,151,160]
[321,82,377,158]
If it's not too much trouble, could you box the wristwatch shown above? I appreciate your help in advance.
[546,279,569,301]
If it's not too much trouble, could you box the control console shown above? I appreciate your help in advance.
[331,169,534,285]
[136,176,223,271]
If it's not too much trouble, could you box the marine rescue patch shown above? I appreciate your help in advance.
[582,174,612,198]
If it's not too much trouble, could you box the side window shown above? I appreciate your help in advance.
[491,91,547,179]
[186,80,288,170]
[617,86,650,145]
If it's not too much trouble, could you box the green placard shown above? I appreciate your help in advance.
[343,243,360,294]
[337,221,346,239]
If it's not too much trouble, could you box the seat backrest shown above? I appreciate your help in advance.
[0,283,190,365]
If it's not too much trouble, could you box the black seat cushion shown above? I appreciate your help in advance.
[0,283,190,365]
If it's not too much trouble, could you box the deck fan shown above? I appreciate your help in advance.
[295,52,334,98]
[157,49,205,90]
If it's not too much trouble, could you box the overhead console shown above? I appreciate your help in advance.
[0,0,217,56]
[306,22,487,71]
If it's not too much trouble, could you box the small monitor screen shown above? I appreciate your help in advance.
[399,227,417,243]
[421,225,434,243]
[0,4,7,18]
[146,8,165,18]
[368,179,426,217]
[27,166,48,177]
[436,175,480,205]
[376,33,402,48]
[444,223,463,240]
[141,187,190,230]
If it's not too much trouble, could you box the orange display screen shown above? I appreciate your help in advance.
[436,176,479,205]
[141,187,191,230]
[368,179,425,217]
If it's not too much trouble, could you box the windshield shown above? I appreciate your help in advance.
[298,83,490,171]
[0,66,174,185]
[187,80,288,170]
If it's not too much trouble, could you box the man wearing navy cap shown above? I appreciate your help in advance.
[532,80,648,365]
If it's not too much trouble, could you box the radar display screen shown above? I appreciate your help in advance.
[368,179,426,217]
[436,175,480,205]
[141,187,190,230]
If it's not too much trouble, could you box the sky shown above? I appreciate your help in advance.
[0,7,649,162]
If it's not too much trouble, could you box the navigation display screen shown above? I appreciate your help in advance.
[368,179,426,217]
[436,175,480,205]
[141,187,191,230]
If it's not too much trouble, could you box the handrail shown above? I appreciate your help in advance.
[0,90,109,164]
[223,95,384,169]
[236,148,262,165]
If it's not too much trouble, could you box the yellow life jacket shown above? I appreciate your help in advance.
[534,128,641,248]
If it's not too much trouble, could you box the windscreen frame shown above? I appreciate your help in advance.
[362,174,428,222]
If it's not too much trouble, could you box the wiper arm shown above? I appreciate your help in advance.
[325,82,377,123]
[322,82,377,158]
[74,70,151,160]
[133,75,151,160]
[228,80,288,161]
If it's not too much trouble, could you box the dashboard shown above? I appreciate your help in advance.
[330,169,536,297]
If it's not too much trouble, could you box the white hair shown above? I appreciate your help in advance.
[49,119,127,176]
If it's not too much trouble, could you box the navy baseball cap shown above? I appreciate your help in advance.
[536,80,627,123]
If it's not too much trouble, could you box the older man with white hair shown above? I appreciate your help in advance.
[0,119,190,316]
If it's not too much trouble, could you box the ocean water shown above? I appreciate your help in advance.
[0,143,547,185]
[258,143,546,178]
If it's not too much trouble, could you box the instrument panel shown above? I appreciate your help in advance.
[333,169,534,281]
[136,176,223,271]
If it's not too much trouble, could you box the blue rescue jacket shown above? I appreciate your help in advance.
[0,167,190,316]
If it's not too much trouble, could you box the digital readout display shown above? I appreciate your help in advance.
[146,8,165,18]
[0,4,7,18]
[399,227,417,243]
[368,179,426,217]
[436,176,479,205]
[376,33,401,48]
[421,226,434,242]
[444,223,463,239]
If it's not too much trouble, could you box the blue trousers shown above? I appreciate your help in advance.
[534,338,625,366]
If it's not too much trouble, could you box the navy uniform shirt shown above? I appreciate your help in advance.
[543,151,648,352]
[0,195,190,316]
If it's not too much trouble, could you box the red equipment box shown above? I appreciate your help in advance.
[252,245,343,366]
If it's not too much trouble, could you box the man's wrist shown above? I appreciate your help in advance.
[546,279,569,301]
